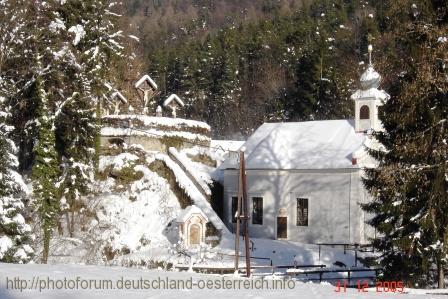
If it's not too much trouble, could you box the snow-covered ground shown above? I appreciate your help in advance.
[0,263,446,299]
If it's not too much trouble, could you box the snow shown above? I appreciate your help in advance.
[110,91,127,104]
[177,205,208,223]
[0,263,443,299]
[163,94,185,107]
[222,120,366,170]
[98,153,139,172]
[134,74,158,90]
[0,236,13,259]
[90,163,180,253]
[68,25,86,46]
[169,147,212,196]
[48,18,65,33]
[155,153,230,238]
[210,140,244,153]
[128,35,140,42]
[103,115,211,130]
[351,88,390,101]
[101,127,210,142]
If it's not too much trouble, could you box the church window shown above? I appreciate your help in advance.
[360,105,370,119]
[297,198,309,226]
[252,197,263,225]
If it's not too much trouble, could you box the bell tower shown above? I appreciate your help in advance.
[351,45,390,133]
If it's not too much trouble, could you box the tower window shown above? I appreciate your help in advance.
[360,105,370,120]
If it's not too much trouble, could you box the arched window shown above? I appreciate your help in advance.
[360,105,370,120]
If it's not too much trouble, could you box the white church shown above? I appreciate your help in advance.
[222,47,389,244]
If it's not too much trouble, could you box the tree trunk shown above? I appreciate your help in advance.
[69,210,75,237]
[438,260,445,289]
[42,228,50,264]
[65,211,71,236]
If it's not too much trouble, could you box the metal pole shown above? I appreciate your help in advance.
[234,152,243,272]
[241,151,251,277]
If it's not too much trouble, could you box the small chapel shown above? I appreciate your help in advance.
[222,45,389,244]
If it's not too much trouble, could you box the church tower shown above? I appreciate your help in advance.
[351,45,390,133]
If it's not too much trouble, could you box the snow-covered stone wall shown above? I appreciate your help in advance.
[100,115,211,152]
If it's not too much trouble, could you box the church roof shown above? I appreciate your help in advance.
[223,119,366,170]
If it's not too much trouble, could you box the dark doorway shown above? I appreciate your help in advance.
[277,217,287,239]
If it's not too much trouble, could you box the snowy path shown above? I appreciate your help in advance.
[0,263,445,299]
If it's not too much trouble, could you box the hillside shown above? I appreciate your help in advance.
[119,0,393,138]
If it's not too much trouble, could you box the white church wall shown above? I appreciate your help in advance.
[223,168,372,244]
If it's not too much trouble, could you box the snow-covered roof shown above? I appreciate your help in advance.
[163,94,185,107]
[223,119,366,170]
[111,91,127,104]
[350,88,390,102]
[134,74,158,90]
[177,205,209,223]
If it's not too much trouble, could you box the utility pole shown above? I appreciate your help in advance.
[234,152,243,272]
[241,151,251,277]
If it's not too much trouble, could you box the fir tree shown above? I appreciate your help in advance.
[54,0,124,236]
[0,98,34,263]
[31,78,60,264]
[362,0,448,288]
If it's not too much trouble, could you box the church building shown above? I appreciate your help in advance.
[222,49,389,244]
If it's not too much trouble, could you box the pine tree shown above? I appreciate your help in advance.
[362,0,448,288]
[0,126,34,263]
[31,77,60,264]
[0,1,34,264]
[54,0,124,236]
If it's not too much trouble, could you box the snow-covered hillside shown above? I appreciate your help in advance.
[39,128,234,265]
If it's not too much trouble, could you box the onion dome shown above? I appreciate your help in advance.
[360,66,381,89]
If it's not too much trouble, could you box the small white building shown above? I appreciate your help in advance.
[177,205,209,247]
[222,59,389,244]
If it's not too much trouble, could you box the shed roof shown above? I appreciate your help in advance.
[224,119,366,170]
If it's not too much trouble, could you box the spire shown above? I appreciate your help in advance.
[351,44,390,133]
[360,45,380,90]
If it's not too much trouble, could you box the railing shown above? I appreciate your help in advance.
[173,264,328,275]
[286,267,381,286]
[316,243,375,267]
